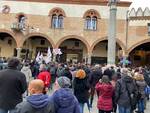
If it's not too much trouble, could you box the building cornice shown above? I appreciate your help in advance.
[130,16,150,21]
[5,0,132,7]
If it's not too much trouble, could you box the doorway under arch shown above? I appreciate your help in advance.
[22,36,53,59]
[58,38,88,63]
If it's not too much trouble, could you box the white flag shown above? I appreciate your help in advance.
[35,52,40,62]
[53,48,62,55]
[58,49,62,55]
[45,47,52,64]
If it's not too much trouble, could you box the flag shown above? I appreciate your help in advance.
[53,48,62,55]
[45,47,52,64]
[35,52,40,62]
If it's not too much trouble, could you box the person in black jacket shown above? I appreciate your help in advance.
[73,69,90,113]
[0,58,27,113]
[14,79,55,113]
[89,65,102,108]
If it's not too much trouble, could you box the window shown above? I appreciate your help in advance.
[85,16,97,30]
[52,14,63,29]
[84,10,100,31]
[50,8,65,29]
[148,23,150,36]
[18,15,26,30]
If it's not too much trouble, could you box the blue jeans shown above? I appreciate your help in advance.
[118,106,131,113]
[138,99,144,112]
[79,103,84,113]
[0,109,15,113]
[79,102,91,113]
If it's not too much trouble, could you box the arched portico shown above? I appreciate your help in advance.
[90,37,126,64]
[128,39,150,66]
[20,33,54,59]
[0,30,17,58]
[56,35,90,63]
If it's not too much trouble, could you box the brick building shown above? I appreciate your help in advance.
[0,0,150,65]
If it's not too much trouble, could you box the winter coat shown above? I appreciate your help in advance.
[15,94,55,113]
[73,77,90,103]
[89,69,103,88]
[115,75,138,108]
[136,80,147,99]
[61,69,72,81]
[37,71,51,88]
[21,66,32,82]
[96,82,114,111]
[0,68,27,110]
[52,88,80,113]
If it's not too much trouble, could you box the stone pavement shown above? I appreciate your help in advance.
[84,96,150,113]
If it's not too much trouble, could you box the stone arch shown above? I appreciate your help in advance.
[0,29,18,47]
[56,35,90,52]
[83,9,101,19]
[49,7,66,17]
[127,39,150,54]
[21,33,55,48]
[90,37,126,53]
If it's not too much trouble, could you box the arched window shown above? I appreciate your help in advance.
[50,8,65,29]
[84,10,100,30]
[52,14,58,28]
[17,14,27,31]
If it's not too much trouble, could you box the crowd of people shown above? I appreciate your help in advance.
[0,57,150,113]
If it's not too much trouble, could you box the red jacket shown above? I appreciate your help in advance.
[37,71,51,87]
[95,82,114,111]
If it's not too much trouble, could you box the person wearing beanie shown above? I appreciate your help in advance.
[0,58,27,113]
[52,76,80,113]
[73,69,90,113]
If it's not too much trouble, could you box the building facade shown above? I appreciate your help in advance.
[0,0,150,65]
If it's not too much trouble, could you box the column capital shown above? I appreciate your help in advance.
[16,48,22,50]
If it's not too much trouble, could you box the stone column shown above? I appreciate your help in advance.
[87,53,92,64]
[16,48,22,58]
[107,3,117,65]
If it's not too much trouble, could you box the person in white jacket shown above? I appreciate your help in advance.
[21,63,32,96]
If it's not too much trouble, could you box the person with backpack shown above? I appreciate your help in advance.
[134,73,147,113]
[115,68,138,113]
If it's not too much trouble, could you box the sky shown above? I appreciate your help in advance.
[122,0,150,10]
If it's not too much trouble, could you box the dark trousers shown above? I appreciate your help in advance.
[99,110,111,113]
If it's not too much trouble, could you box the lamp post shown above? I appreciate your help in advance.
[107,0,119,65]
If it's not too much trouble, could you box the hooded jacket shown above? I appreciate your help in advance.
[15,94,55,113]
[115,74,138,108]
[96,82,114,111]
[52,88,80,113]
